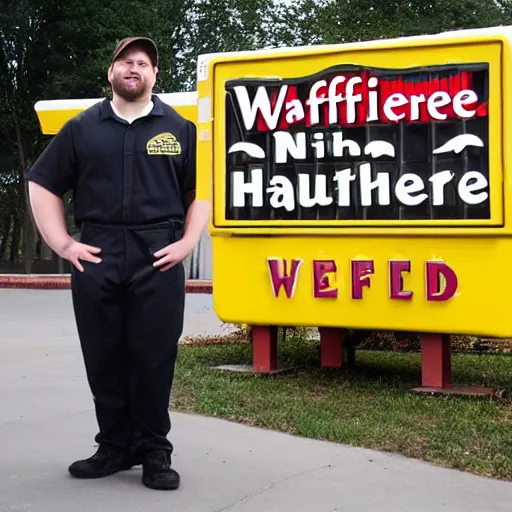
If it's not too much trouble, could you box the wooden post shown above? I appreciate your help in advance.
[420,333,451,388]
[319,328,345,368]
[252,326,278,373]
[408,333,496,397]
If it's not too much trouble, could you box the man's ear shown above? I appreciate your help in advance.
[107,64,113,83]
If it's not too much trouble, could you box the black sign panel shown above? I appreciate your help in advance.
[224,63,490,223]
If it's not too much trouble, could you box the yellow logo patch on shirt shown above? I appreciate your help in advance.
[146,132,181,156]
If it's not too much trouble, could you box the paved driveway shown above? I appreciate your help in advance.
[1,289,511,512]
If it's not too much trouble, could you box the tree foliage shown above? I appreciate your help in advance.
[305,0,512,44]
[0,0,511,271]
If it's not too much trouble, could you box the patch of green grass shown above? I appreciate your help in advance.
[171,337,512,481]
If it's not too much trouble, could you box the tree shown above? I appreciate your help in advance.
[3,0,509,273]
[0,0,194,271]
[312,0,512,45]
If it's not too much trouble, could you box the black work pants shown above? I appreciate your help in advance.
[70,220,185,459]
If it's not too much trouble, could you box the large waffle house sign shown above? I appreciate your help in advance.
[223,63,489,305]
[226,64,488,222]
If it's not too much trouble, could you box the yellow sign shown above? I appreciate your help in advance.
[34,92,198,135]
[196,26,512,338]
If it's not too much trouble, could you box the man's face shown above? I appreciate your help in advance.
[108,46,157,101]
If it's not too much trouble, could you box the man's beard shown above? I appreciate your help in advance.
[111,75,148,101]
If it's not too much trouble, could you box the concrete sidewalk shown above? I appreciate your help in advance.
[1,289,511,512]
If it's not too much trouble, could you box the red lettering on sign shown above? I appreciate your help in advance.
[313,260,338,299]
[267,257,459,303]
[389,260,413,300]
[351,260,375,300]
[426,261,459,301]
[267,258,303,298]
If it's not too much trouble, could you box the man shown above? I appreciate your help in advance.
[25,37,210,491]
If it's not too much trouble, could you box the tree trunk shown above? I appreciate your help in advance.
[23,180,37,273]
[0,216,13,261]
[13,110,37,274]
[9,215,20,263]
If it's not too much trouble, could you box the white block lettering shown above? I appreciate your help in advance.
[395,173,428,206]
[267,176,295,211]
[458,171,489,205]
[383,93,408,122]
[298,174,333,208]
[285,99,305,124]
[332,131,361,157]
[307,80,327,126]
[312,133,325,159]
[232,168,263,207]
[359,163,391,206]
[328,76,346,125]
[453,90,478,119]
[429,171,455,206]
[334,168,356,207]
[409,94,426,121]
[274,132,306,164]
[427,91,451,121]
[233,85,288,131]
[345,76,363,124]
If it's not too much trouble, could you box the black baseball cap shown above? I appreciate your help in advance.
[112,37,159,67]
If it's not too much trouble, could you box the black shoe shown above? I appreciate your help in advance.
[141,450,180,490]
[68,445,134,479]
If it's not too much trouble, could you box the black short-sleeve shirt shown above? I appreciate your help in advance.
[25,95,196,227]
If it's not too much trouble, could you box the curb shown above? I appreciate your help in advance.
[0,275,213,294]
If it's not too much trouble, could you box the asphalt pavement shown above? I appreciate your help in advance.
[1,289,511,512]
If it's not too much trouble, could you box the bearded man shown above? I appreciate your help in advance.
[25,37,209,491]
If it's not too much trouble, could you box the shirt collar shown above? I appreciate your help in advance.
[100,94,164,121]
